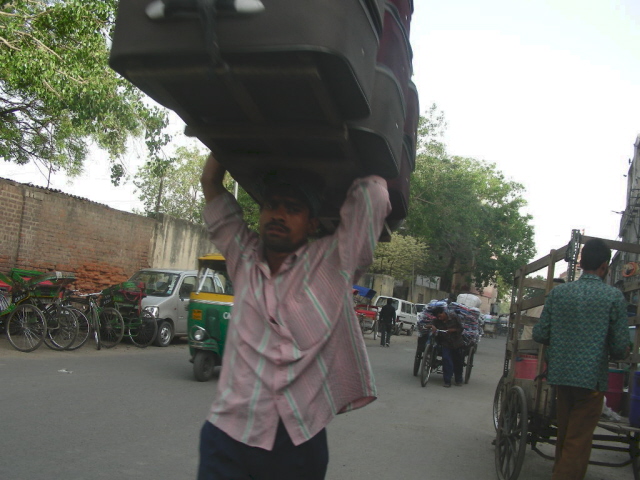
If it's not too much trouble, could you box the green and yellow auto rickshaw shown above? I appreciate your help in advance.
[188,254,234,381]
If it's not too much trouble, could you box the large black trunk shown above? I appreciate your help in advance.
[109,0,416,236]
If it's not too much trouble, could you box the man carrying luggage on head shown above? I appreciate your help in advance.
[378,298,396,347]
[197,153,391,480]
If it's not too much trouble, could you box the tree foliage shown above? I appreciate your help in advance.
[371,234,429,281]
[0,0,169,184]
[134,145,260,229]
[403,105,536,295]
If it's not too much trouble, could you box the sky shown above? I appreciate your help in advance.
[3,0,640,258]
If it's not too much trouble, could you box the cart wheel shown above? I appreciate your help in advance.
[420,343,433,387]
[464,345,476,384]
[495,386,528,480]
[493,376,507,432]
[630,431,640,480]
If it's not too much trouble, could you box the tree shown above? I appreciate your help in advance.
[1,0,169,185]
[134,146,207,224]
[134,146,260,229]
[404,105,536,295]
[371,234,428,281]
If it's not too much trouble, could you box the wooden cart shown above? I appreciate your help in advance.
[493,232,640,480]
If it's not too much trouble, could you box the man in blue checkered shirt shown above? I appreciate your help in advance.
[533,238,630,480]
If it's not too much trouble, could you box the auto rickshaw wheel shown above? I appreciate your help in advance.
[194,350,218,382]
[495,385,528,480]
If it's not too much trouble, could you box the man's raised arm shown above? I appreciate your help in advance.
[200,153,228,204]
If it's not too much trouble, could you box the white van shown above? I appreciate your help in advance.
[372,295,417,336]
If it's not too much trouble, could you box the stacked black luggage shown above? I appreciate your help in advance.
[109,0,418,235]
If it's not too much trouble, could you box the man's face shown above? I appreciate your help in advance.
[436,312,448,322]
[259,193,319,253]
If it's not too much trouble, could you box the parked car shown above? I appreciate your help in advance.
[127,268,225,347]
[372,295,417,335]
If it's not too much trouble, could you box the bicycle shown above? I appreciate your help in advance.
[63,292,102,350]
[419,329,448,387]
[1,271,78,352]
[78,293,125,349]
[102,283,157,348]
[37,300,79,351]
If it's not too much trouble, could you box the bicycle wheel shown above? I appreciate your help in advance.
[6,304,47,352]
[128,312,158,348]
[414,336,427,376]
[98,308,124,348]
[44,306,78,351]
[464,344,476,384]
[65,307,90,350]
[420,343,433,387]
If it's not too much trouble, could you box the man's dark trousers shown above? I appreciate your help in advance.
[198,420,328,480]
[380,322,393,346]
[552,386,604,480]
[441,346,463,384]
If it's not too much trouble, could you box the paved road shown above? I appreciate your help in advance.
[0,332,633,480]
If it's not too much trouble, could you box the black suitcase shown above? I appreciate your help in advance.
[404,80,419,171]
[188,64,406,187]
[388,0,413,33]
[387,137,413,222]
[110,0,381,124]
[376,3,413,100]
[347,65,406,179]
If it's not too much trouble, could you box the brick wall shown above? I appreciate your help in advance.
[0,177,214,293]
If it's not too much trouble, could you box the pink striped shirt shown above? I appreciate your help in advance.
[202,175,391,450]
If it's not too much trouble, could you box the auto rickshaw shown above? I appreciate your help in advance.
[188,254,234,381]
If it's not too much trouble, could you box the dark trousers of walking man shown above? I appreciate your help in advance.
[441,346,463,385]
[380,322,393,346]
[552,386,604,480]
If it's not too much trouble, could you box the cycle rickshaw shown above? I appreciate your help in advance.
[414,301,479,386]
[353,285,379,339]
[493,231,640,480]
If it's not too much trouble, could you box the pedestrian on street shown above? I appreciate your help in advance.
[197,153,391,480]
[431,305,464,387]
[378,298,397,347]
[533,238,630,480]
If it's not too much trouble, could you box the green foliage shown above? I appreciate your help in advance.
[371,234,429,281]
[403,105,536,295]
[134,146,207,223]
[0,0,169,183]
[134,145,260,229]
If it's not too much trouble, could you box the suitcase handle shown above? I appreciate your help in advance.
[146,0,265,67]
[146,0,264,20]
